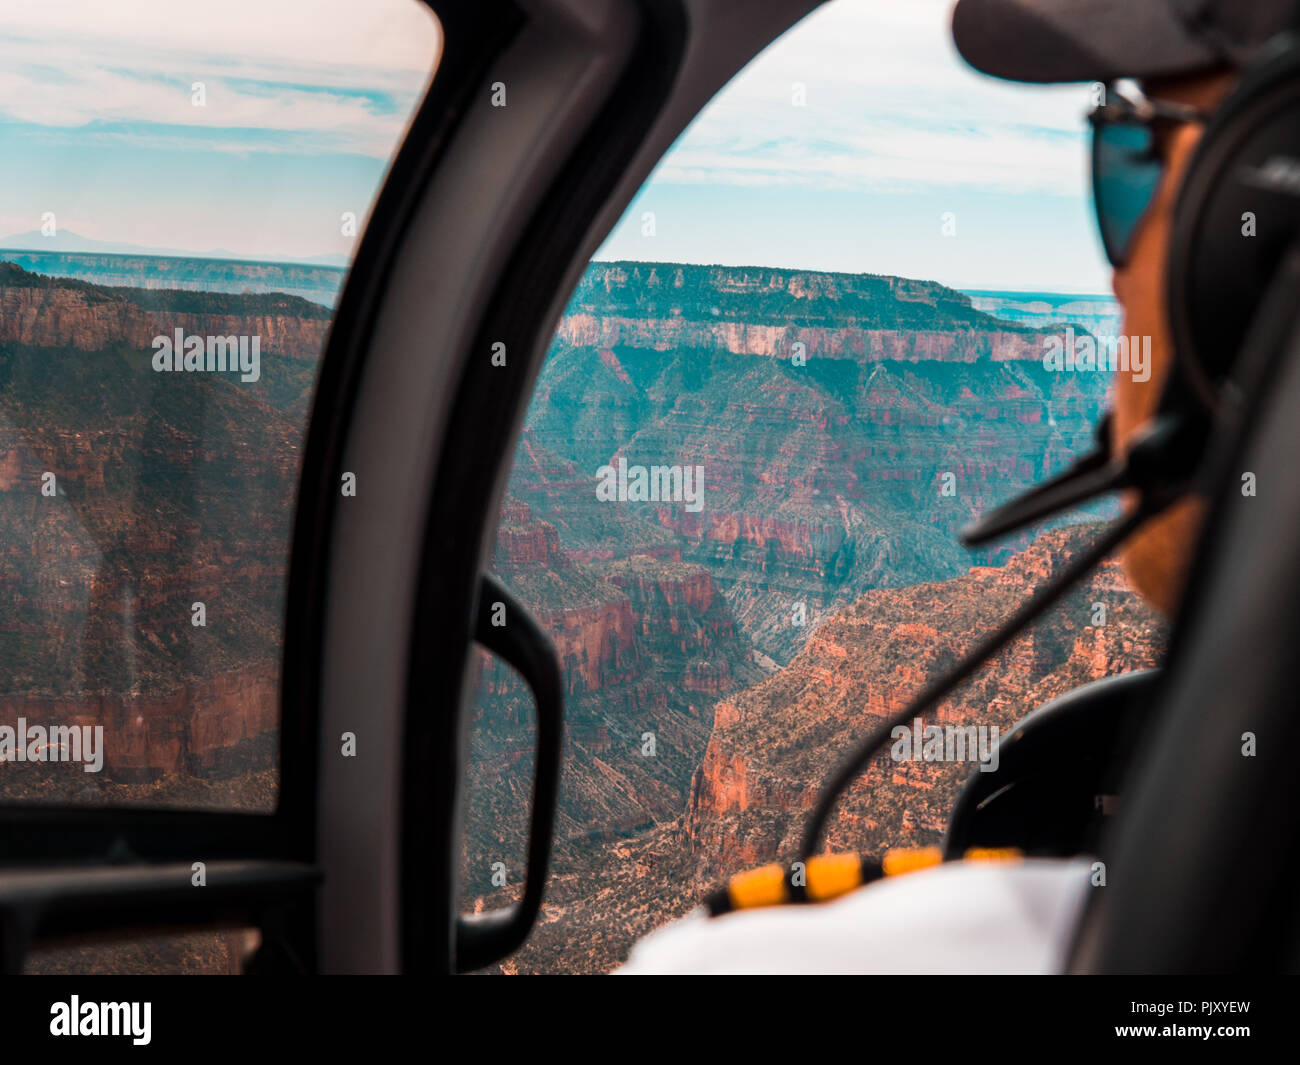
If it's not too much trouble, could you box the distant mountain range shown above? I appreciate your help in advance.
[0,248,346,306]
[963,288,1122,339]
[0,241,1122,330]
[0,230,350,268]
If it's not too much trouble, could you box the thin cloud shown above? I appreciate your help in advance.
[0,0,439,157]
[651,0,1095,196]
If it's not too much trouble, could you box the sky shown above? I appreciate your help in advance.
[0,0,1112,293]
[0,0,441,263]
[595,0,1114,294]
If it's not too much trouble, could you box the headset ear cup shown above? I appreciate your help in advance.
[1167,35,1300,417]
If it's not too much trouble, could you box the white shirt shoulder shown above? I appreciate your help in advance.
[617,857,1095,975]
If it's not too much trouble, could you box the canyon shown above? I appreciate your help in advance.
[475,522,1163,975]
[0,254,1157,974]
[0,261,321,807]
[0,250,345,307]
[460,263,1157,971]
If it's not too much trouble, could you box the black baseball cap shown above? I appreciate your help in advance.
[951,0,1300,84]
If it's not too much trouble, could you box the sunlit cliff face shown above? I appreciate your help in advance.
[1109,71,1237,618]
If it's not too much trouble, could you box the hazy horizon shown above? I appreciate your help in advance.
[0,243,1118,304]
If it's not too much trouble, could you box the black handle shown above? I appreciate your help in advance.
[455,575,563,973]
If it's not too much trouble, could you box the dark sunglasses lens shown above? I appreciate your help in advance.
[1093,121,1163,266]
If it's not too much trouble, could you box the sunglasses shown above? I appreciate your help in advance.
[1088,85,1212,268]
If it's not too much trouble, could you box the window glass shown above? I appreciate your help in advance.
[0,0,441,810]
[461,0,1162,972]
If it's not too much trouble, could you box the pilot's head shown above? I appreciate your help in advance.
[952,0,1297,615]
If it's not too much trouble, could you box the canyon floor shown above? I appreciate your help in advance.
[468,522,1164,974]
